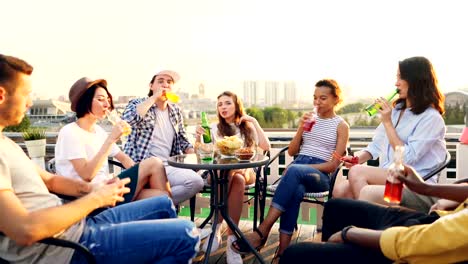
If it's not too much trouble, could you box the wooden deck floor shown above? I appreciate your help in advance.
[183,217,321,264]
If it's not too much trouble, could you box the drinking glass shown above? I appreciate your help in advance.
[165,91,180,103]
[106,110,131,136]
[302,107,317,132]
[197,135,214,163]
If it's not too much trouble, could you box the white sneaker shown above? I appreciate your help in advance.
[201,224,222,252]
[199,227,212,240]
[226,235,243,264]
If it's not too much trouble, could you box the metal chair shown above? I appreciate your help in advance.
[47,158,125,174]
[0,159,128,263]
[0,231,96,264]
[422,150,451,182]
[258,146,346,228]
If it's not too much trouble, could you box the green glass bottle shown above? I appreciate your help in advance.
[201,112,212,143]
[364,89,399,116]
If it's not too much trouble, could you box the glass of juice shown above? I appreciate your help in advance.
[107,110,131,136]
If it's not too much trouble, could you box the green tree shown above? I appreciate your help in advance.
[444,103,465,125]
[262,107,288,128]
[4,115,31,132]
[246,107,265,126]
[337,102,367,114]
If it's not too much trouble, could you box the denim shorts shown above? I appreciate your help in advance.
[117,164,140,204]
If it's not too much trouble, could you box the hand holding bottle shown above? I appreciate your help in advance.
[364,89,399,116]
[384,145,405,204]
[333,151,359,168]
[396,165,427,195]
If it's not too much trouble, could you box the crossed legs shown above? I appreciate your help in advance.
[333,165,386,199]
[134,157,172,200]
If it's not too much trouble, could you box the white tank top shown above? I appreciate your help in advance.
[299,115,344,161]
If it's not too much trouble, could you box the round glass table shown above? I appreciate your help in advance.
[168,153,269,264]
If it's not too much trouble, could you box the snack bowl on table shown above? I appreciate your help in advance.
[216,136,243,158]
[234,147,257,161]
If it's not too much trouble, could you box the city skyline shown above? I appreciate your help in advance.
[3,0,468,102]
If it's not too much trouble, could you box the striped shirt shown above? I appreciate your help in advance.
[299,115,344,161]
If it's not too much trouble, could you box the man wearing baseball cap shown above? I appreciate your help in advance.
[122,70,204,205]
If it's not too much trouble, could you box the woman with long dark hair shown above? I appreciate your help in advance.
[333,56,446,212]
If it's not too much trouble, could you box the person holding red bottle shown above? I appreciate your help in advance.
[280,165,468,264]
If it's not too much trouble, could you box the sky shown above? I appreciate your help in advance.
[2,0,468,103]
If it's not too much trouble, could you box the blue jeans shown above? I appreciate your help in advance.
[71,195,199,264]
[271,155,330,234]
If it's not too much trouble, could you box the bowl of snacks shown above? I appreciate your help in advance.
[215,136,243,158]
[234,146,257,161]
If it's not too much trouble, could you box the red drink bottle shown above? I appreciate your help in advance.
[383,145,405,204]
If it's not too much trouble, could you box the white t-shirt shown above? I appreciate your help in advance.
[0,136,84,264]
[149,109,175,162]
[55,122,120,183]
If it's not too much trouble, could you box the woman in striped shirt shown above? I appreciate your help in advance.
[232,79,349,261]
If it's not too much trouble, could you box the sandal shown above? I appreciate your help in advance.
[231,229,267,255]
[271,248,282,264]
[271,254,282,264]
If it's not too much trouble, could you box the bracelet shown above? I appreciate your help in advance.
[341,225,355,243]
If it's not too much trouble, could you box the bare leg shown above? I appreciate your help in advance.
[238,206,282,249]
[358,185,391,205]
[332,180,354,198]
[348,165,387,198]
[135,157,172,200]
[226,172,246,235]
[277,232,292,256]
[212,169,255,229]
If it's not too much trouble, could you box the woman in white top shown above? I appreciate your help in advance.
[332,56,446,213]
[55,77,171,203]
[196,91,270,263]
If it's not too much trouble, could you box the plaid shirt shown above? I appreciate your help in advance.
[121,97,193,162]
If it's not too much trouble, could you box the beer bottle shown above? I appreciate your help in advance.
[201,112,212,143]
[364,89,399,116]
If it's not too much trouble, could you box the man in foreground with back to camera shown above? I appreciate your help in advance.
[0,54,199,263]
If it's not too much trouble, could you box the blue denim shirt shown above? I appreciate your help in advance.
[364,105,446,183]
[122,97,193,162]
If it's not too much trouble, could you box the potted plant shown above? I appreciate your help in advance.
[22,128,47,158]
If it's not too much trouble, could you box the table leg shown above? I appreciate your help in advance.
[218,169,265,264]
[199,170,215,229]
[200,169,265,264]
[202,170,220,264]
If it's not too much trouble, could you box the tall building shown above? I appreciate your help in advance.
[243,81,260,107]
[283,81,297,106]
[265,81,281,106]
[198,83,205,98]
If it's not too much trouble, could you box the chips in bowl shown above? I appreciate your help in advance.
[216,136,243,157]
